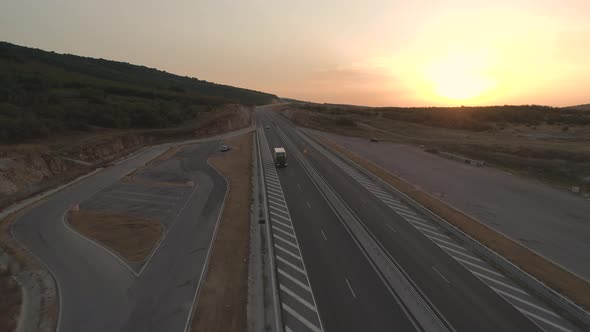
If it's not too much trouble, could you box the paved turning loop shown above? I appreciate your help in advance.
[299,131,579,332]
[260,131,324,332]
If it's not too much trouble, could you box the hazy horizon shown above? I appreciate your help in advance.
[2,0,589,107]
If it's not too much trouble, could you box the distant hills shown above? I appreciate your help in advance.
[566,104,590,111]
[0,42,277,142]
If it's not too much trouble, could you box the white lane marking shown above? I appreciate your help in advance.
[282,303,322,332]
[514,306,573,332]
[276,256,306,275]
[297,184,302,191]
[285,326,294,332]
[267,186,284,196]
[438,245,484,262]
[454,257,506,278]
[266,181,282,191]
[321,229,328,241]
[472,271,529,296]
[387,224,397,232]
[272,225,296,239]
[267,191,286,202]
[432,266,450,284]
[270,211,292,222]
[425,235,468,252]
[396,210,419,219]
[275,243,302,260]
[386,200,410,210]
[408,219,438,231]
[266,177,281,186]
[104,194,175,205]
[373,192,397,202]
[109,190,180,200]
[280,284,317,311]
[269,198,288,209]
[273,218,294,230]
[491,287,562,318]
[345,278,357,299]
[306,201,311,208]
[270,204,289,214]
[414,226,452,239]
[390,206,418,216]
[275,234,299,249]
[278,268,311,292]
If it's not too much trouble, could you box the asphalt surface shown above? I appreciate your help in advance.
[315,131,590,282]
[10,128,250,332]
[258,108,567,332]
[257,107,419,332]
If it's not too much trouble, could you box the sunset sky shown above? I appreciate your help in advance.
[1,0,589,107]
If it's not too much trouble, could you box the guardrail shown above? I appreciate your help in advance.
[300,129,590,330]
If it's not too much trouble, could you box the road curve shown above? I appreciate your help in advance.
[11,128,251,332]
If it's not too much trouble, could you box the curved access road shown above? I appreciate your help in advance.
[10,127,253,332]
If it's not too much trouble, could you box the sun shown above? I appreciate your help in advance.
[425,52,496,102]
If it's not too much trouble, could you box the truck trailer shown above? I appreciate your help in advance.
[274,147,287,168]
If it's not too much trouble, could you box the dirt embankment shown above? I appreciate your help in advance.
[0,265,20,332]
[191,133,252,332]
[67,210,164,264]
[319,136,590,311]
[0,104,253,210]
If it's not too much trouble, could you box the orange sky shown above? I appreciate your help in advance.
[1,0,589,106]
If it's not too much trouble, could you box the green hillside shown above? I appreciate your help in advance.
[0,42,277,142]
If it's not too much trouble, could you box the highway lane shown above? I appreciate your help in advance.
[263,109,547,331]
[257,107,419,332]
[10,129,247,332]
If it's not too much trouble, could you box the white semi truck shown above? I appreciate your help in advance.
[274,147,287,168]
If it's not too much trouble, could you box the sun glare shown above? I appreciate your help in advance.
[425,52,496,103]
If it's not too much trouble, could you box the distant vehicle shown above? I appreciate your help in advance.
[274,147,287,167]
[265,125,271,129]
[370,138,379,142]
[219,145,230,152]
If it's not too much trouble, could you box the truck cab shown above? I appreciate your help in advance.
[274,147,287,168]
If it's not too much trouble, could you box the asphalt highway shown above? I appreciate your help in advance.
[257,108,419,332]
[258,107,563,332]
